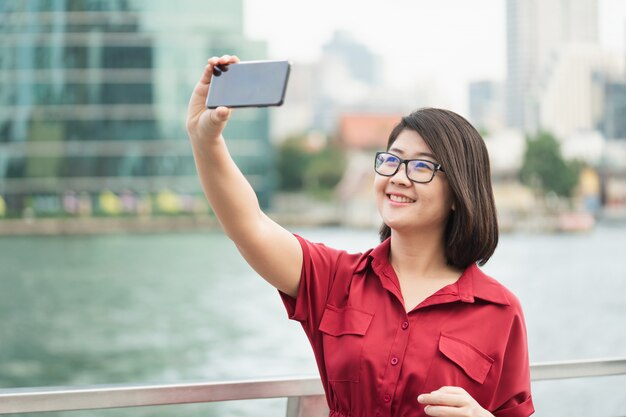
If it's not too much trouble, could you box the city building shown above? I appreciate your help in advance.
[538,45,623,139]
[601,80,626,140]
[314,31,383,132]
[468,81,505,134]
[272,29,433,141]
[0,0,274,217]
[321,31,380,87]
[506,0,598,133]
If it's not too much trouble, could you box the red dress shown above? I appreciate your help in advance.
[280,235,534,417]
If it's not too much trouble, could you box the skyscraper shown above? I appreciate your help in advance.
[537,45,622,138]
[314,30,381,132]
[0,0,273,217]
[468,81,505,134]
[321,31,380,87]
[506,0,598,133]
[602,80,626,139]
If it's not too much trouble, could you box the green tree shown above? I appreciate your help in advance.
[277,135,346,195]
[305,147,346,196]
[277,135,312,191]
[519,131,580,198]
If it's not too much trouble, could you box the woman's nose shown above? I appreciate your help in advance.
[390,162,411,185]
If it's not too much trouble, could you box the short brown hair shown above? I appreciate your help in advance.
[379,108,498,268]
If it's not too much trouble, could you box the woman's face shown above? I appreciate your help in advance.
[374,129,455,236]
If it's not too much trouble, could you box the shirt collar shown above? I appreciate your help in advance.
[355,238,510,306]
[354,237,391,275]
[458,263,511,306]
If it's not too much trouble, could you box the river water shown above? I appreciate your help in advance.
[0,225,625,416]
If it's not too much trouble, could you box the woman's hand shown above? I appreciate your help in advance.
[418,386,494,417]
[186,54,240,146]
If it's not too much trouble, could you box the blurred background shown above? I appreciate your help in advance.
[0,0,625,416]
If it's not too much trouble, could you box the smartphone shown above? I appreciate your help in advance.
[206,60,291,108]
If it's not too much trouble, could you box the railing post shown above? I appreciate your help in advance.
[286,395,329,417]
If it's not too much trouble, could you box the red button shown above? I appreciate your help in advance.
[391,357,399,365]
[383,394,391,402]
[402,321,409,330]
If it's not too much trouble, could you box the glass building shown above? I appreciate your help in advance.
[0,0,274,217]
[602,81,626,140]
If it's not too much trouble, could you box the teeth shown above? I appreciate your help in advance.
[389,194,415,203]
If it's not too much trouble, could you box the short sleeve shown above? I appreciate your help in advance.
[491,308,535,417]
[278,234,347,335]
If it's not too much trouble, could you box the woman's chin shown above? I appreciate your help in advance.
[383,220,411,234]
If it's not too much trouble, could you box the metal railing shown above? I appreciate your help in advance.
[0,358,625,416]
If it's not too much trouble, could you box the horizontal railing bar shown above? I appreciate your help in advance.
[0,358,625,414]
[530,357,626,381]
[0,377,324,414]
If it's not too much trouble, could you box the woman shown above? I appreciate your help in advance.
[187,55,534,417]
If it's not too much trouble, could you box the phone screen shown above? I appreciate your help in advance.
[206,60,291,108]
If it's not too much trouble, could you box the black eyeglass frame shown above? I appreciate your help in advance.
[374,151,445,184]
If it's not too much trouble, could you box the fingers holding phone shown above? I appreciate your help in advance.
[187,55,240,144]
[211,62,230,77]
[206,55,239,81]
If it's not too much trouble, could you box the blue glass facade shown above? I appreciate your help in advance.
[0,0,274,216]
[603,81,626,140]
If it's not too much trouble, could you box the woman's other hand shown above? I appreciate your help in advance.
[186,55,240,146]
[418,386,494,417]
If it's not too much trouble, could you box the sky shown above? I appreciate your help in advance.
[244,0,626,114]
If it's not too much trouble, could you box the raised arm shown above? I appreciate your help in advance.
[186,55,302,298]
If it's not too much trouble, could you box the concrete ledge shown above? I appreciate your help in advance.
[0,216,218,236]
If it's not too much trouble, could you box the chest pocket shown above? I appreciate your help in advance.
[318,304,374,382]
[436,333,494,384]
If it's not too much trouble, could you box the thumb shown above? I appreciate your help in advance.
[198,106,232,139]
[210,106,231,125]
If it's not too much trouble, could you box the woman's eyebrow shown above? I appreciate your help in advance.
[389,147,437,160]
[417,152,437,160]
[388,146,405,155]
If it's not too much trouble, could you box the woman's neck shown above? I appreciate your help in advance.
[388,228,452,279]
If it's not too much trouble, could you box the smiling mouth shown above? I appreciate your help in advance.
[387,194,416,203]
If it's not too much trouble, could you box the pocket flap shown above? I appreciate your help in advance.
[319,305,373,336]
[438,333,494,384]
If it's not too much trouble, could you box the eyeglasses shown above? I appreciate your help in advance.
[374,151,445,184]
